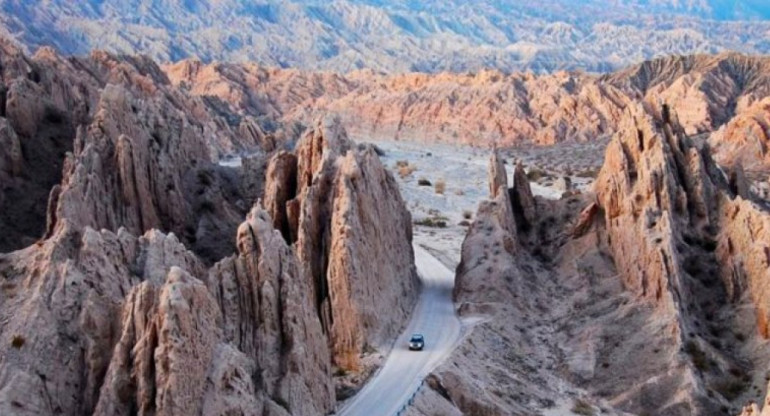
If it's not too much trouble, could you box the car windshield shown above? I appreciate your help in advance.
[410,335,423,342]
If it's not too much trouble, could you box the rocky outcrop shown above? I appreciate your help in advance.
[591,104,770,413]
[488,150,508,199]
[204,207,335,416]
[0,204,335,416]
[709,97,770,174]
[167,63,631,147]
[163,53,770,154]
[604,53,770,135]
[454,152,523,305]
[443,103,770,415]
[0,38,422,416]
[0,40,275,256]
[264,118,419,371]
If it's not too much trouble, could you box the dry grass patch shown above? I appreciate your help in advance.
[526,167,546,182]
[571,398,595,416]
[395,160,417,178]
[434,179,446,194]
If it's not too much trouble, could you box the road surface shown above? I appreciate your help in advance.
[339,244,462,416]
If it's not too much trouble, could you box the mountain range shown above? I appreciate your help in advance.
[2,0,770,73]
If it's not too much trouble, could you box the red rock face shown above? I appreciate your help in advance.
[163,53,770,164]
[589,104,770,413]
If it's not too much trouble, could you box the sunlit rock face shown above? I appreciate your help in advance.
[264,118,420,371]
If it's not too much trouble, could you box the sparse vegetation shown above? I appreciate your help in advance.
[571,398,595,415]
[362,343,377,354]
[434,179,446,194]
[197,170,213,187]
[462,210,473,220]
[415,217,448,228]
[685,340,710,371]
[11,335,24,349]
[526,167,546,182]
[396,160,417,178]
[333,367,348,377]
[576,168,600,179]
[714,379,748,401]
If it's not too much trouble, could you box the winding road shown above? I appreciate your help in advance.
[339,244,462,416]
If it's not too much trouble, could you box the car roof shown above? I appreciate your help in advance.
[410,334,424,338]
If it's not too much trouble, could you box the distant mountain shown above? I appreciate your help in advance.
[1,0,769,73]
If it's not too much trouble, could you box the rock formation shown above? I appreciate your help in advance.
[426,102,770,415]
[162,53,770,161]
[0,40,420,415]
[264,118,420,371]
[0,39,273,256]
[709,97,770,174]
[166,63,631,147]
[5,1,770,75]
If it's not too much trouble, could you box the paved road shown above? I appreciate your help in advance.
[339,244,462,416]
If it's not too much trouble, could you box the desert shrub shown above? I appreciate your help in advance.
[434,179,446,195]
[417,178,432,186]
[397,162,417,178]
[11,335,24,349]
[576,168,600,179]
[415,217,448,228]
[571,399,595,416]
[462,210,473,220]
[685,340,710,371]
[197,170,213,187]
[526,167,546,182]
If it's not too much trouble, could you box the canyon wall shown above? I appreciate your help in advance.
[0,41,419,415]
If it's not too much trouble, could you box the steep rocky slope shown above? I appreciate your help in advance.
[0,38,271,256]
[0,42,419,415]
[709,97,770,175]
[265,118,420,371]
[604,53,770,135]
[2,0,770,73]
[164,53,770,153]
[406,105,770,415]
[166,59,631,146]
